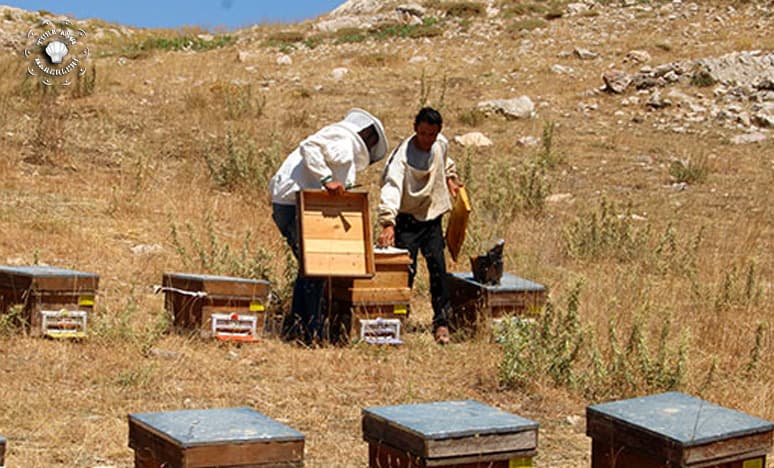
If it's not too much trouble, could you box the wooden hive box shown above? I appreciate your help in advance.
[0,265,99,335]
[162,273,272,339]
[297,190,375,278]
[446,272,546,335]
[329,247,412,342]
[0,434,6,467]
[586,391,774,468]
[362,400,539,467]
[129,407,305,468]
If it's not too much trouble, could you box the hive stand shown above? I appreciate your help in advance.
[161,273,272,340]
[128,407,305,468]
[328,248,412,343]
[586,391,774,467]
[446,272,546,336]
[0,265,98,337]
[362,400,539,467]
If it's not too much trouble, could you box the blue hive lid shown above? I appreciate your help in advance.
[0,265,97,278]
[363,400,538,440]
[588,392,774,446]
[129,407,304,448]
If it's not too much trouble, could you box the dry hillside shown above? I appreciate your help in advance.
[0,0,772,466]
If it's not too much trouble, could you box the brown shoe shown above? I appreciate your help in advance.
[434,326,450,345]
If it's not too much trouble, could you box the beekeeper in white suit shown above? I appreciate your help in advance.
[269,108,388,345]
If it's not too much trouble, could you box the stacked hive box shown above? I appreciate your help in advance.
[128,407,305,467]
[329,248,412,343]
[586,392,774,467]
[362,400,539,467]
[0,265,98,337]
[162,273,272,340]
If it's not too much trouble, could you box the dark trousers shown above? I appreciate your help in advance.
[272,203,325,344]
[395,213,450,330]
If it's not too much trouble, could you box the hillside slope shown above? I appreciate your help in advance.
[0,1,772,466]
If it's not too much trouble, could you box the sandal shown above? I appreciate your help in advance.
[434,326,450,345]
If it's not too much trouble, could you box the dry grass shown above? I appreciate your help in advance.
[0,1,773,466]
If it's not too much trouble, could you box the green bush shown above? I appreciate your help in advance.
[499,283,688,400]
[508,18,548,33]
[668,156,709,184]
[562,198,651,262]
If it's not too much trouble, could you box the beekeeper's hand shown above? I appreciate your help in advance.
[377,225,395,247]
[324,180,345,195]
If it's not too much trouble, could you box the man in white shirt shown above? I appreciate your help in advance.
[376,107,460,344]
[270,108,388,345]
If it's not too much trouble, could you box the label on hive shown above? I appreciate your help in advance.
[509,457,533,468]
[743,459,763,468]
[78,295,95,306]
[41,309,88,339]
[249,301,265,312]
[211,313,258,342]
[393,304,407,315]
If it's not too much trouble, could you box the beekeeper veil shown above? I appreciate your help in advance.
[343,108,388,168]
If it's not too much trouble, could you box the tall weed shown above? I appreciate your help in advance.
[499,283,688,400]
[203,132,281,194]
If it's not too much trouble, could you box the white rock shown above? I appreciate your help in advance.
[478,96,535,120]
[396,3,426,17]
[546,193,573,203]
[276,54,292,65]
[551,64,575,74]
[454,132,493,147]
[574,48,598,60]
[130,244,163,255]
[331,67,349,81]
[518,136,540,146]
[626,50,652,63]
[731,132,766,144]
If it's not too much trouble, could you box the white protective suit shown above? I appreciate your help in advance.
[270,109,387,205]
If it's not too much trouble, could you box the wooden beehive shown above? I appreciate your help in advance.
[128,407,305,468]
[586,392,774,468]
[446,272,546,335]
[0,434,6,467]
[162,273,272,339]
[297,190,375,278]
[362,400,539,467]
[328,248,412,343]
[0,265,99,336]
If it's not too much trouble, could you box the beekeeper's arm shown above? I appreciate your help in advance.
[377,151,404,247]
[299,126,352,195]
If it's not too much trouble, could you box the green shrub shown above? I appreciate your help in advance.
[334,27,367,44]
[203,132,280,193]
[126,33,236,55]
[71,63,97,98]
[457,108,486,127]
[690,67,716,87]
[536,120,564,168]
[499,283,688,400]
[508,18,548,33]
[668,156,709,184]
[562,198,650,262]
